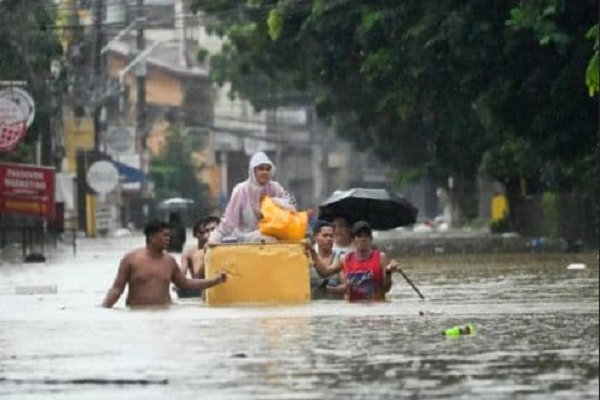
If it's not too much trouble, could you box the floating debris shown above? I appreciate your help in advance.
[444,324,476,338]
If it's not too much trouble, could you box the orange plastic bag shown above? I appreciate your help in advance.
[259,196,308,241]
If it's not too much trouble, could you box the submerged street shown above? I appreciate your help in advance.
[1,0,598,399]
[0,236,598,400]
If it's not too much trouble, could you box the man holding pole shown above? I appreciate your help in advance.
[329,221,401,302]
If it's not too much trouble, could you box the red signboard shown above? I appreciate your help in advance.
[0,162,55,219]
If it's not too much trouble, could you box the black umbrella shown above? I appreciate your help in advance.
[318,188,418,230]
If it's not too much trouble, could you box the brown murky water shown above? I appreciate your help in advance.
[0,236,598,399]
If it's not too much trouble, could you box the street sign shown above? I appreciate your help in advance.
[87,161,120,194]
[106,126,134,154]
[0,162,56,219]
[0,88,35,127]
[0,98,27,152]
[95,204,113,232]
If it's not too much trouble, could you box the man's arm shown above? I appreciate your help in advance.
[102,256,131,308]
[380,252,398,294]
[327,269,349,295]
[308,247,343,278]
[171,262,227,291]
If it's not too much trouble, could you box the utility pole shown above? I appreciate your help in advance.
[92,0,104,152]
[136,0,148,195]
[78,0,104,235]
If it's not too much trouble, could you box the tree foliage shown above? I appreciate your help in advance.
[0,0,63,164]
[586,25,599,97]
[149,122,211,213]
[495,0,598,204]
[192,0,598,229]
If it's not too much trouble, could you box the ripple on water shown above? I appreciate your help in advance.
[0,241,598,400]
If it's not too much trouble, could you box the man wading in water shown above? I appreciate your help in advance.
[178,216,220,299]
[330,221,400,302]
[309,222,345,300]
[102,220,228,308]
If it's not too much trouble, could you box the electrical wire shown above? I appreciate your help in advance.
[0,0,366,31]
[1,0,378,107]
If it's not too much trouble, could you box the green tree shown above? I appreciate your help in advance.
[586,25,599,96]
[193,0,598,234]
[489,0,599,235]
[149,122,211,214]
[508,1,598,96]
[0,0,63,164]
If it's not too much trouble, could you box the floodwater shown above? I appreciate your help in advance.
[0,236,598,400]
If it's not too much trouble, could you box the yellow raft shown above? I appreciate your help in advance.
[204,241,311,306]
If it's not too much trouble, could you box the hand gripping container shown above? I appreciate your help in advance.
[204,242,311,306]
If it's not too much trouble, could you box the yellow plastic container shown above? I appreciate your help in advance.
[204,242,311,306]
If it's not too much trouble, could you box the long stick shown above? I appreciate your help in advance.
[397,268,426,300]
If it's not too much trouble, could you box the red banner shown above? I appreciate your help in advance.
[0,162,55,219]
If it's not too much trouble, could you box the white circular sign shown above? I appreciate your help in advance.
[87,161,120,194]
[0,98,27,152]
[0,88,35,127]
[106,126,135,154]
[0,97,26,124]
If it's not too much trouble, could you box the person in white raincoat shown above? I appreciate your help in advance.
[209,152,297,244]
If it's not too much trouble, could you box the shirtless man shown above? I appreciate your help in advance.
[102,220,227,308]
[180,217,220,279]
[178,217,220,299]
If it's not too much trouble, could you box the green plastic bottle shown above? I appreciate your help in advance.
[444,323,475,337]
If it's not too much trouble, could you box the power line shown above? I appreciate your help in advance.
[0,0,361,31]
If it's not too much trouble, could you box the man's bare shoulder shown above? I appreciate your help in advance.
[182,246,204,257]
[123,248,147,261]
[162,252,180,269]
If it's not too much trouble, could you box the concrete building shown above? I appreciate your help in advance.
[194,10,395,209]
[101,0,397,214]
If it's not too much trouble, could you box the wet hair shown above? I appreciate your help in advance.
[144,220,170,238]
[203,216,221,227]
[192,216,221,235]
[313,221,334,236]
[193,219,205,235]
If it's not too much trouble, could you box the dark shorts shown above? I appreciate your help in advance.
[177,288,203,299]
